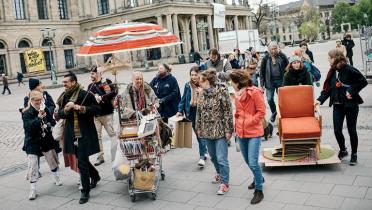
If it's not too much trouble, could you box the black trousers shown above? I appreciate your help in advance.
[2,85,11,94]
[333,104,359,154]
[347,55,353,66]
[75,145,99,193]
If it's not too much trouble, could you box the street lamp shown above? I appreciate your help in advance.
[40,28,58,85]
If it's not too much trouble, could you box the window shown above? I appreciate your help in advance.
[63,37,73,45]
[64,49,74,69]
[58,0,68,20]
[44,51,54,71]
[18,40,30,48]
[103,53,112,62]
[289,34,292,40]
[127,0,138,8]
[98,0,109,15]
[0,55,6,75]
[14,0,26,20]
[20,53,27,73]
[283,35,286,41]
[282,26,285,33]
[0,42,5,49]
[37,0,48,19]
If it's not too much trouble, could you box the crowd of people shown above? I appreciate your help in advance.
[17,34,368,206]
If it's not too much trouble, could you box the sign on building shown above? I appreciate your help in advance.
[24,48,46,73]
[213,3,225,29]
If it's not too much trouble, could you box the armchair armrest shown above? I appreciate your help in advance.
[314,104,322,136]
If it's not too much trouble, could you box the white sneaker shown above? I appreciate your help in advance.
[29,183,37,200]
[54,176,62,186]
[198,159,205,167]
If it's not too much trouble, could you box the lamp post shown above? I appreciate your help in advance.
[41,28,57,85]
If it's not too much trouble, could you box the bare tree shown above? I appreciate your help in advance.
[251,0,269,34]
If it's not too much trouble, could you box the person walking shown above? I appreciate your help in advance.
[22,91,62,200]
[17,72,25,86]
[205,48,232,82]
[120,71,159,120]
[315,49,367,165]
[299,42,314,63]
[56,72,101,204]
[176,67,208,167]
[342,34,355,66]
[259,42,289,122]
[229,70,266,204]
[196,69,233,195]
[87,66,118,166]
[283,56,313,86]
[2,74,11,95]
[234,48,244,68]
[150,63,181,123]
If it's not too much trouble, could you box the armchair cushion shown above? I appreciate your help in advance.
[278,85,314,118]
[281,117,321,139]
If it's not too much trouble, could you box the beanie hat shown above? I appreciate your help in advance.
[289,56,302,64]
[29,78,41,90]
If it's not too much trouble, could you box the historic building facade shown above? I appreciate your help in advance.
[0,0,252,77]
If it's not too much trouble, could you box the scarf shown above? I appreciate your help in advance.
[133,85,145,111]
[190,80,199,106]
[56,83,82,138]
[323,61,346,92]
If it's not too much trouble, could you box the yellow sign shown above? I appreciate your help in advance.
[24,48,46,73]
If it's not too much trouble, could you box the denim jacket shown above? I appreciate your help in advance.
[178,82,193,118]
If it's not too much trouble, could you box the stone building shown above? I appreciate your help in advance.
[0,0,253,77]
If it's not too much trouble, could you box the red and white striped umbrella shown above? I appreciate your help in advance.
[77,22,181,56]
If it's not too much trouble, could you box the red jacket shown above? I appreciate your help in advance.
[234,86,266,138]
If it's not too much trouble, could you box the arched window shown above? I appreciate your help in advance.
[18,39,31,48]
[63,37,73,45]
[0,40,7,75]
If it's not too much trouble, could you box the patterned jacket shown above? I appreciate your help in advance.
[195,84,234,139]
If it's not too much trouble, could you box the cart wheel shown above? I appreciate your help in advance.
[131,194,136,202]
[161,173,165,181]
[152,193,157,200]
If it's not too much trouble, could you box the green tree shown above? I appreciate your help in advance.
[355,0,372,26]
[299,21,319,41]
[331,1,360,32]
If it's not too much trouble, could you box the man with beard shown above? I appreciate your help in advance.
[204,48,232,82]
[259,42,288,122]
[87,66,117,166]
[56,72,101,204]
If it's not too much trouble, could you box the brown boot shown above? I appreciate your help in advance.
[251,189,264,204]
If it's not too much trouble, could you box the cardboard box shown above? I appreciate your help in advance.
[169,116,192,148]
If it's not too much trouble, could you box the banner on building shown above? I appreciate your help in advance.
[24,48,46,73]
[213,3,225,29]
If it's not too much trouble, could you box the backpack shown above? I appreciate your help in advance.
[309,64,321,82]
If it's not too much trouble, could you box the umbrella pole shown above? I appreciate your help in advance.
[144,49,149,70]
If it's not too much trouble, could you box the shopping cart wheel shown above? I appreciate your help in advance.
[130,194,136,202]
[152,193,157,200]
[161,173,165,181]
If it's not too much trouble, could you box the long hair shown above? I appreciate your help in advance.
[323,49,348,92]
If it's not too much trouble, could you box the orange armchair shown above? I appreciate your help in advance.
[277,85,322,161]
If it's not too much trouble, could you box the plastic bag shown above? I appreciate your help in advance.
[112,143,131,181]
[52,120,64,141]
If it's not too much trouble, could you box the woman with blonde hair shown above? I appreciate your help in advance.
[22,91,62,200]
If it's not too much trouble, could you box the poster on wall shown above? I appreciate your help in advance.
[212,3,225,28]
[24,48,46,73]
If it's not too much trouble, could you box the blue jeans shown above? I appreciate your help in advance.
[238,137,263,190]
[203,138,230,184]
[189,107,207,159]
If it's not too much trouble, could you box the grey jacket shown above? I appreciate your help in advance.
[259,52,289,89]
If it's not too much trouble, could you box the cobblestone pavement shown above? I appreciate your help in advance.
[0,39,371,209]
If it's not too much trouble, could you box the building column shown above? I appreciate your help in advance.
[9,50,20,77]
[234,15,239,31]
[172,14,180,55]
[166,14,175,57]
[191,15,199,52]
[245,16,250,30]
[157,15,163,26]
[207,15,215,49]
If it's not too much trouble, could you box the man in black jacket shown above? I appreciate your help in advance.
[342,34,355,66]
[259,42,289,122]
[57,72,101,204]
[88,66,118,166]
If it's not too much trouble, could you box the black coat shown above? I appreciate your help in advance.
[305,49,314,63]
[87,78,117,116]
[58,90,101,156]
[317,65,367,107]
[342,39,355,57]
[22,106,56,156]
[150,74,181,118]
[283,68,313,87]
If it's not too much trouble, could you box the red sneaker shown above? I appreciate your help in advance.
[217,183,229,195]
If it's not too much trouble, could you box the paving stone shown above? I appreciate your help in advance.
[110,195,136,209]
[299,182,334,195]
[354,176,372,188]
[245,201,286,210]
[24,195,73,209]
[160,189,197,203]
[272,191,310,205]
[330,185,367,199]
[269,180,304,191]
[159,202,197,210]
[282,204,321,210]
[365,188,372,200]
[89,191,123,205]
[215,196,250,210]
[130,199,170,210]
[305,194,344,209]
[188,193,223,208]
[321,174,356,185]
[341,198,372,210]
[98,181,128,194]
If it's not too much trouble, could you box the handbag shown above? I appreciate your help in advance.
[52,119,65,141]
[132,168,155,191]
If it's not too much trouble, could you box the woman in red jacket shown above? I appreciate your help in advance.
[229,70,266,205]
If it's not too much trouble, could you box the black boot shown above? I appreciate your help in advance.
[338,150,348,160]
[79,192,90,204]
[248,177,265,190]
[251,189,264,204]
[350,154,357,166]
[90,176,101,189]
